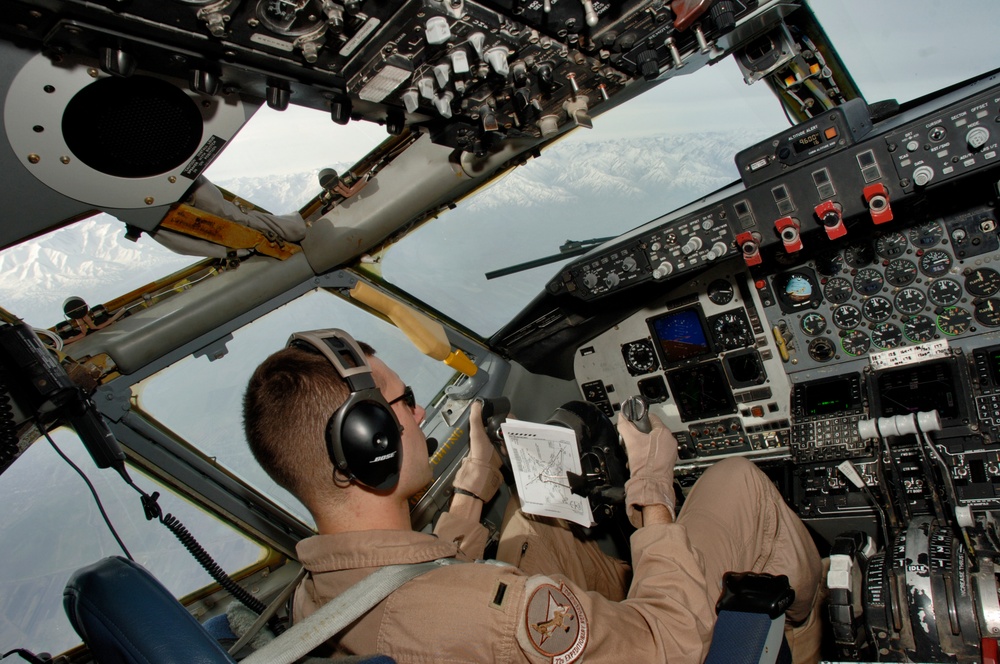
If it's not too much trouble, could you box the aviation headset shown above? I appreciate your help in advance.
[286,329,402,492]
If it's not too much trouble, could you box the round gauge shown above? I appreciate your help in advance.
[903,315,936,342]
[621,339,658,375]
[966,267,1000,297]
[927,278,963,306]
[800,312,827,336]
[841,330,871,357]
[894,287,927,315]
[919,249,953,276]
[712,311,754,350]
[871,322,904,349]
[808,337,836,363]
[853,268,885,295]
[707,279,735,305]
[257,0,325,36]
[974,298,1000,327]
[862,296,893,322]
[815,252,844,276]
[833,304,862,329]
[885,258,918,287]
[844,243,875,268]
[936,307,972,336]
[875,231,908,259]
[823,277,853,304]
[909,221,944,247]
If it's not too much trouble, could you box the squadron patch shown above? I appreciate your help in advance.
[517,577,588,664]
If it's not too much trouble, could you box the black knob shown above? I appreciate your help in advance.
[536,63,555,91]
[635,49,660,80]
[710,0,737,34]
[266,84,290,111]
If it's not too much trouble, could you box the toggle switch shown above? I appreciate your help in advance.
[736,231,762,266]
[863,183,893,224]
[814,200,846,240]
[775,217,802,253]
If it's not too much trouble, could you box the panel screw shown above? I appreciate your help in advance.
[60,156,70,164]
[144,197,155,205]
[27,154,40,164]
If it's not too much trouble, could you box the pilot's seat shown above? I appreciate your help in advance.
[62,556,394,664]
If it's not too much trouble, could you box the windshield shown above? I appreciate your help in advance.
[136,289,457,525]
[809,0,1000,106]
[371,0,1000,337]
[0,105,386,329]
[376,57,790,336]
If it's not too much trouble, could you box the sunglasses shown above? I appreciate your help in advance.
[387,385,417,410]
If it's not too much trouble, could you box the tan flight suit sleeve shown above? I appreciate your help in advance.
[507,522,717,664]
[431,452,503,561]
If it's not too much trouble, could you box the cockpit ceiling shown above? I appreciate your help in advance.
[0,0,838,251]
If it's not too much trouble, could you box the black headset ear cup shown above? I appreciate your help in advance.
[330,400,402,491]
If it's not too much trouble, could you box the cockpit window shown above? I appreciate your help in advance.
[0,104,385,330]
[0,427,266,656]
[135,288,456,525]
[809,0,1000,106]
[376,57,791,336]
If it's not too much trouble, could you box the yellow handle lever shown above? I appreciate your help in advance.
[349,281,477,377]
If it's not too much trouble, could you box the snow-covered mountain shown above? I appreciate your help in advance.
[0,133,747,329]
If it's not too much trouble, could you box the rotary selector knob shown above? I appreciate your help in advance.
[913,164,935,187]
[583,272,598,289]
[967,126,991,150]
[622,256,638,272]
[706,241,729,261]
[605,272,620,287]
[681,236,703,255]
[652,261,674,279]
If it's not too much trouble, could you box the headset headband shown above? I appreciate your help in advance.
[286,328,402,491]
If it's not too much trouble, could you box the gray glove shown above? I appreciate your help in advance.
[618,414,678,528]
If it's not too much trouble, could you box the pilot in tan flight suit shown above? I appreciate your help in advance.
[243,330,823,663]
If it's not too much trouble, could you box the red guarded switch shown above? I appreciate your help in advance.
[863,183,893,224]
[736,231,762,266]
[775,217,802,253]
[815,200,847,240]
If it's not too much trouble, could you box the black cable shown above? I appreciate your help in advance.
[39,421,133,561]
[39,413,271,622]
[120,476,269,617]
[2,649,51,663]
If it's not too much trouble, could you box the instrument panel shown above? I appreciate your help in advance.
[574,261,793,462]
[568,72,1000,499]
[763,207,1000,372]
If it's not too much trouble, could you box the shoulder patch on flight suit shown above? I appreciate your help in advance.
[516,576,588,664]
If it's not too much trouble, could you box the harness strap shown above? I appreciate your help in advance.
[240,558,461,664]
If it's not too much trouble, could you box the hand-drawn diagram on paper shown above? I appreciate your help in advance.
[501,419,595,527]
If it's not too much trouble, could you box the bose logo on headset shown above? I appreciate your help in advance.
[286,329,403,492]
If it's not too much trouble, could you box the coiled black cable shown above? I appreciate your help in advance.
[159,511,267,615]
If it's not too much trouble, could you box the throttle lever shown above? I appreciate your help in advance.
[620,395,651,433]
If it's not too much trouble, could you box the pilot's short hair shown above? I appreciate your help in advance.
[242,341,377,507]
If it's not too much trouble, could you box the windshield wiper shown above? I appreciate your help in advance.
[485,237,615,280]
